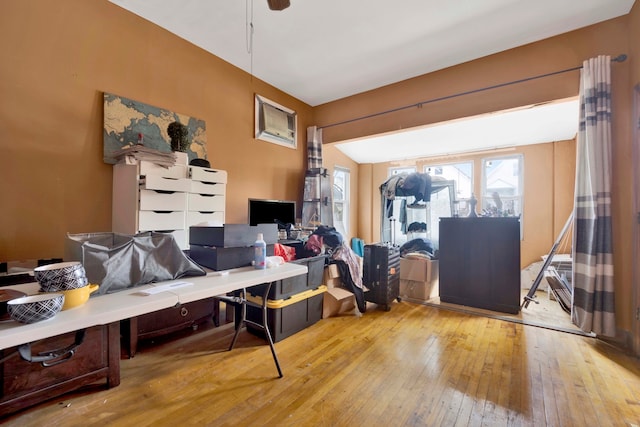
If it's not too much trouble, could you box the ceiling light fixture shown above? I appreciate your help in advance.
[267,0,290,11]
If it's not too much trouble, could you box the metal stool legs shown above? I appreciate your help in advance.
[223,281,283,378]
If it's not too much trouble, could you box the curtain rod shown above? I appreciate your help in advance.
[320,54,627,130]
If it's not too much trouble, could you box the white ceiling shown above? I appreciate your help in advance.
[108,0,634,163]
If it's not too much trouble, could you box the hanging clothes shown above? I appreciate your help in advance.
[399,172,432,203]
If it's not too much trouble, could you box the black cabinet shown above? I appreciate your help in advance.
[439,217,521,314]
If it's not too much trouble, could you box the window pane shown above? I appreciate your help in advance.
[389,166,416,177]
[425,162,473,199]
[333,167,350,236]
[482,156,522,217]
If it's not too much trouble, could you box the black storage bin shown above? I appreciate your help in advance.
[245,286,326,343]
[363,243,401,311]
[189,223,278,247]
[247,255,327,300]
[189,245,275,271]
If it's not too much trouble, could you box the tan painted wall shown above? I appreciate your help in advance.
[0,0,313,261]
[629,1,640,354]
[321,144,359,243]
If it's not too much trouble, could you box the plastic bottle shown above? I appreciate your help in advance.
[254,233,267,269]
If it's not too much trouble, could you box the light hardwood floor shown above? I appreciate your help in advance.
[4,300,640,426]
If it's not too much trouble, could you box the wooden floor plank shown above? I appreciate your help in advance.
[3,301,640,427]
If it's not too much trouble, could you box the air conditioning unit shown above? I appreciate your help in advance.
[262,103,294,139]
[255,95,297,148]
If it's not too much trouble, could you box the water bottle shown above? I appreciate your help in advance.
[254,233,267,269]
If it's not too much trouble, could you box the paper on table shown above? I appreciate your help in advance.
[138,281,193,295]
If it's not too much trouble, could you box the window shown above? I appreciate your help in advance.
[424,161,473,216]
[481,155,523,217]
[333,167,350,237]
[389,166,416,176]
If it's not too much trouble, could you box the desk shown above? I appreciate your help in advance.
[0,263,307,350]
[0,263,307,416]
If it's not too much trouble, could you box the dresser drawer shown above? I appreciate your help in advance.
[189,167,227,184]
[139,210,185,231]
[140,160,187,179]
[139,189,187,211]
[190,181,226,195]
[0,323,120,417]
[141,175,191,192]
[187,211,224,227]
[188,193,225,212]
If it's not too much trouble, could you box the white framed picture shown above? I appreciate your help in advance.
[254,94,297,149]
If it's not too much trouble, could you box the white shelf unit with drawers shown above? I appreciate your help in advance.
[112,159,227,250]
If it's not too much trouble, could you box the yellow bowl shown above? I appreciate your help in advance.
[59,284,99,310]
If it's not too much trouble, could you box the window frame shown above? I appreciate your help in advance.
[332,166,350,237]
[481,153,524,222]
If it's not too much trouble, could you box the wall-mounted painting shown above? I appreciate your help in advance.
[103,93,207,164]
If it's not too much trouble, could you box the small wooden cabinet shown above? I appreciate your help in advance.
[121,298,218,358]
[0,323,120,417]
[439,217,521,314]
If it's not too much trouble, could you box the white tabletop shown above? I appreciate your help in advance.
[0,263,307,350]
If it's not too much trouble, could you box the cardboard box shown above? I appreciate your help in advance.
[324,277,343,288]
[400,278,439,301]
[323,287,356,318]
[400,258,438,283]
[323,264,341,281]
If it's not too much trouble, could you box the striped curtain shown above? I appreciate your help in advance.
[572,55,616,337]
[301,126,325,227]
[307,126,323,169]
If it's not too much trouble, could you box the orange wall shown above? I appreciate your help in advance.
[629,1,640,355]
[0,0,313,261]
[321,142,359,244]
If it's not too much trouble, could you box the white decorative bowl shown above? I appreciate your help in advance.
[7,293,65,324]
[34,262,87,291]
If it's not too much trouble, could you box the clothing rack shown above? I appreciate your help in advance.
[320,54,627,130]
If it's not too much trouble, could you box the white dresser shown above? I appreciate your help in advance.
[112,158,227,249]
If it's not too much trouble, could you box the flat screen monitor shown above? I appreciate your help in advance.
[248,199,296,228]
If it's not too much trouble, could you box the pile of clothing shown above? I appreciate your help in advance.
[304,226,366,313]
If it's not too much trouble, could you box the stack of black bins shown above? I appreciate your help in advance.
[244,255,327,342]
[188,224,278,270]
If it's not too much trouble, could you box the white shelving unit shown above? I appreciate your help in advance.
[112,158,226,250]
